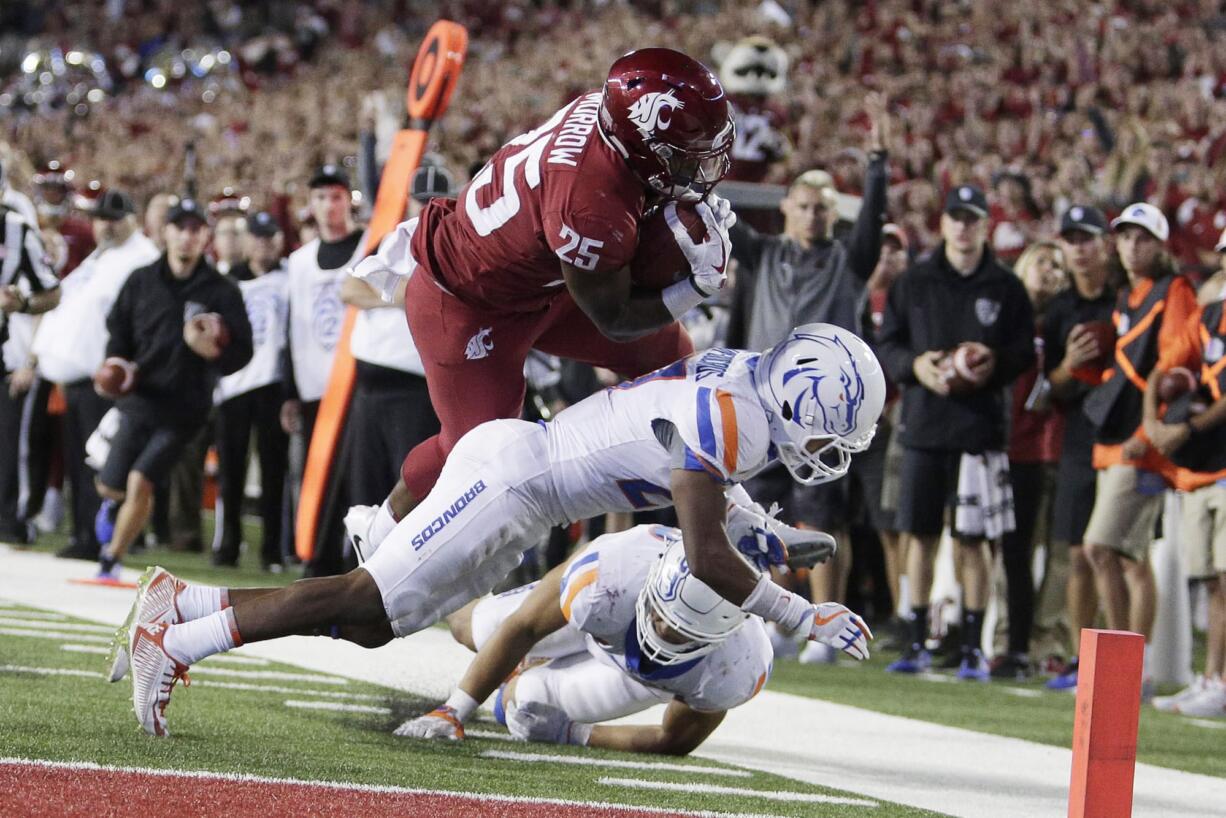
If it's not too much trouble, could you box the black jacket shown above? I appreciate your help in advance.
[106,255,253,426]
[877,244,1035,452]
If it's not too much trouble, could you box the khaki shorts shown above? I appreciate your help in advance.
[1083,465,1164,561]
[1180,483,1226,579]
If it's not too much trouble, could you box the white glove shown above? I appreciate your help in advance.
[393,706,465,741]
[803,602,873,661]
[505,701,591,746]
[666,195,734,296]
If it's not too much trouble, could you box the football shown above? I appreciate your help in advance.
[93,357,137,398]
[629,201,707,290]
[940,342,993,394]
[1076,319,1116,372]
[1157,367,1198,403]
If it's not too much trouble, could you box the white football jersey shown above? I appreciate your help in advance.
[561,525,773,713]
[215,268,288,403]
[544,347,773,524]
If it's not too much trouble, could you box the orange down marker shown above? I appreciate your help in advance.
[1067,628,1144,818]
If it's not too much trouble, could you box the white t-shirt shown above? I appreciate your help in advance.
[215,267,289,403]
[286,234,366,402]
[32,230,160,384]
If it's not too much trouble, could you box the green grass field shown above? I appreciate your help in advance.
[5,513,1221,817]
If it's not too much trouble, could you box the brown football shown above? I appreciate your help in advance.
[93,357,137,398]
[940,342,993,394]
[630,201,706,290]
[1157,367,1197,403]
[1077,320,1116,371]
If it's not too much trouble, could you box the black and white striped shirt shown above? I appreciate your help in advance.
[1,206,58,362]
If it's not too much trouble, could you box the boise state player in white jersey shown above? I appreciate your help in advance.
[403,523,775,754]
[116,323,882,738]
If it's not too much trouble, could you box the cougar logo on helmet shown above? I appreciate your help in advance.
[627,91,685,135]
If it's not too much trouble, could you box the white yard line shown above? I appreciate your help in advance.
[481,749,751,778]
[466,729,515,742]
[283,699,391,715]
[0,608,65,620]
[1186,718,1226,729]
[61,644,108,655]
[597,778,878,808]
[0,616,112,633]
[0,758,790,818]
[188,666,349,685]
[0,627,109,643]
[5,545,1226,818]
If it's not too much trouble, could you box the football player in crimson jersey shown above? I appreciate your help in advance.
[347,47,739,543]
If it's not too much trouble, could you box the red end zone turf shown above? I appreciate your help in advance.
[0,761,696,818]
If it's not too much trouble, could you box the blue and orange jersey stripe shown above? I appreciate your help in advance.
[715,388,738,474]
[559,551,599,621]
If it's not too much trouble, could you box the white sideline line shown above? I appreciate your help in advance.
[0,609,65,620]
[61,644,108,655]
[0,758,790,818]
[0,664,384,701]
[189,667,349,685]
[466,729,515,742]
[481,749,752,778]
[596,778,880,808]
[0,616,112,633]
[0,627,109,644]
[284,699,391,715]
[1001,687,1043,699]
[1186,718,1226,729]
[203,654,270,667]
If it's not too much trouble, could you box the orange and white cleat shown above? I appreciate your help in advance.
[107,566,185,683]
[129,622,190,737]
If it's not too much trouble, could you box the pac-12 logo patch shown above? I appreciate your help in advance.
[627,90,684,135]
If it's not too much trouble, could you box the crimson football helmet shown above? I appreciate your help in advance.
[599,48,735,201]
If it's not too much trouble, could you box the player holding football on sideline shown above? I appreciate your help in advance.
[401,522,794,754]
[345,48,739,551]
[116,325,883,737]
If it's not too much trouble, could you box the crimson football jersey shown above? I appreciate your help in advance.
[412,92,646,313]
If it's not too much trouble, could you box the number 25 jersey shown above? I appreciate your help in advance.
[411,92,646,313]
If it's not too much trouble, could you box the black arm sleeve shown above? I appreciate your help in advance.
[876,273,918,385]
[845,153,889,281]
[729,219,765,272]
[105,276,137,361]
[986,281,1037,388]
[214,286,254,376]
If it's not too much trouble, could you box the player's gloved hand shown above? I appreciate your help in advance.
[667,196,733,296]
[505,701,592,746]
[726,502,837,571]
[393,706,465,741]
[802,602,873,661]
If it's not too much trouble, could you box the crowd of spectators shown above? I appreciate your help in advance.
[2,1,1226,276]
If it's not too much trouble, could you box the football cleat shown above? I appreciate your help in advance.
[130,622,190,737]
[107,566,185,683]
[344,505,380,564]
[798,641,837,665]
[885,644,932,674]
[1153,676,1209,713]
[956,649,990,682]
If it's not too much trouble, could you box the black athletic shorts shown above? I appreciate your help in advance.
[98,411,197,492]
[1050,456,1097,546]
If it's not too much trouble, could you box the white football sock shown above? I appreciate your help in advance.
[175,583,227,622]
[1142,643,1153,679]
[163,608,242,665]
[370,498,399,546]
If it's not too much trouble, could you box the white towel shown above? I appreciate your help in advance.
[84,408,122,472]
[954,451,1016,540]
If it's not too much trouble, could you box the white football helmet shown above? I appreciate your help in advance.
[754,323,886,486]
[635,536,748,666]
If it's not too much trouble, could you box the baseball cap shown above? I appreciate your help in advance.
[411,164,455,203]
[167,197,207,225]
[944,185,988,218]
[1059,204,1107,237]
[309,164,351,190]
[246,211,281,238]
[882,223,908,250]
[1110,202,1169,242]
[92,189,136,221]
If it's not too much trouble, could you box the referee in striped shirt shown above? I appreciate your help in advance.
[0,178,61,543]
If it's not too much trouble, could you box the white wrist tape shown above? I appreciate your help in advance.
[446,689,480,722]
[568,722,594,746]
[740,573,811,632]
[662,277,706,319]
